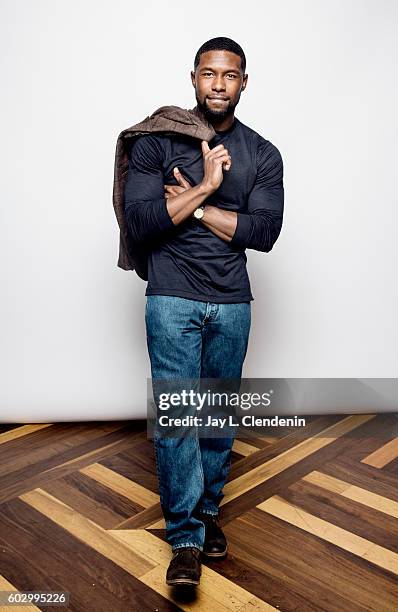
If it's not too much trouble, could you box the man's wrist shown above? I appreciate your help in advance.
[197,180,216,198]
[202,204,209,221]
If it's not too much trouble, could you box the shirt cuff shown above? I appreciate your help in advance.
[153,198,175,232]
[229,212,253,249]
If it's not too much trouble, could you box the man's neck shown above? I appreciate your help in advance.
[210,114,235,133]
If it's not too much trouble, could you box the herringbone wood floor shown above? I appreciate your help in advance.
[1,415,398,611]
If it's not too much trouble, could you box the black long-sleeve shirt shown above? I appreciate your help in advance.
[124,116,284,303]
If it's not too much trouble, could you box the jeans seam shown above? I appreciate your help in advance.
[153,436,165,511]
[196,427,205,485]
[172,542,203,551]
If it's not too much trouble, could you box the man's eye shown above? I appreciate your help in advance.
[227,74,236,79]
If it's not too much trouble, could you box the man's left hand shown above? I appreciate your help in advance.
[164,167,192,199]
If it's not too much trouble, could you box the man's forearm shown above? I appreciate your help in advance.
[167,183,214,225]
[201,205,237,242]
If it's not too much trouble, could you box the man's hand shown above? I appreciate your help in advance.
[201,141,232,194]
[162,162,237,241]
[164,167,192,199]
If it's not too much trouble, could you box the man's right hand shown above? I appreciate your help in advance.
[200,141,232,194]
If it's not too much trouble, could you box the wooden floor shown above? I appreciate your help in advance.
[1,414,398,611]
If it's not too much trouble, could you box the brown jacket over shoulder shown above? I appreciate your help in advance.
[112,105,216,280]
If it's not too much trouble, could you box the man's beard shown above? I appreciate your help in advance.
[195,94,239,123]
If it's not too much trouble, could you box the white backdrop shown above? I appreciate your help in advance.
[1,0,397,421]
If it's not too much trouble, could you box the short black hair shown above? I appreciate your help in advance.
[194,37,246,74]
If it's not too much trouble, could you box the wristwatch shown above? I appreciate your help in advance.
[193,205,205,221]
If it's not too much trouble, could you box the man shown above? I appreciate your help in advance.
[123,36,284,586]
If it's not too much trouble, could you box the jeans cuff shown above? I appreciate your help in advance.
[172,542,203,552]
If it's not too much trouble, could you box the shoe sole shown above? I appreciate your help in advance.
[166,577,200,586]
[202,546,228,559]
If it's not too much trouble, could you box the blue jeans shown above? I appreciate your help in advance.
[145,295,251,551]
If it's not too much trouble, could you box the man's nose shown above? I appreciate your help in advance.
[212,77,226,91]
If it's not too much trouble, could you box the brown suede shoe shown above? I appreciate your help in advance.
[198,512,228,559]
[166,546,202,586]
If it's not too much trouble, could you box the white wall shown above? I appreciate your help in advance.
[1,0,397,421]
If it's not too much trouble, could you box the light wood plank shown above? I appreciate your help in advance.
[80,463,159,507]
[146,517,166,529]
[304,470,398,519]
[222,415,374,504]
[362,438,398,468]
[258,495,398,575]
[237,599,281,612]
[302,470,351,494]
[19,489,155,577]
[41,436,134,475]
[21,489,271,610]
[0,424,52,445]
[111,529,278,611]
[0,575,41,610]
[232,440,260,457]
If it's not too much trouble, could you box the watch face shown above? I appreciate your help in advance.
[194,207,204,219]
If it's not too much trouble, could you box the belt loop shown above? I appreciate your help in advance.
[210,303,218,318]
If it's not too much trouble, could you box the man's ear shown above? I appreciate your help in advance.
[242,73,248,92]
[190,70,196,88]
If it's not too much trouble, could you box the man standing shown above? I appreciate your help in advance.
[123,36,284,586]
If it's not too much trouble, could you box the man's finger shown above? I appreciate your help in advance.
[211,150,231,160]
[201,140,210,155]
[173,167,185,187]
[210,153,232,167]
[210,153,232,171]
[173,167,192,188]
[202,141,227,157]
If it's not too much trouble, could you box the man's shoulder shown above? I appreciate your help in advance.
[129,133,169,163]
[132,131,188,152]
[132,132,168,147]
[237,118,281,157]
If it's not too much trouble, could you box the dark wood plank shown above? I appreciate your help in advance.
[232,425,275,449]
[100,442,159,495]
[336,414,398,462]
[115,502,163,530]
[322,456,398,502]
[222,418,373,524]
[228,415,344,480]
[149,527,344,611]
[0,425,145,504]
[224,508,398,612]
[0,423,134,474]
[42,471,145,529]
[0,497,181,612]
[382,456,398,475]
[231,450,245,462]
[283,479,398,552]
[212,543,360,612]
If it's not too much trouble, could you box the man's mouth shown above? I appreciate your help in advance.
[208,96,228,101]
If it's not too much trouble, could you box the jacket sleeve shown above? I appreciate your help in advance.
[229,139,284,253]
[124,135,175,246]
